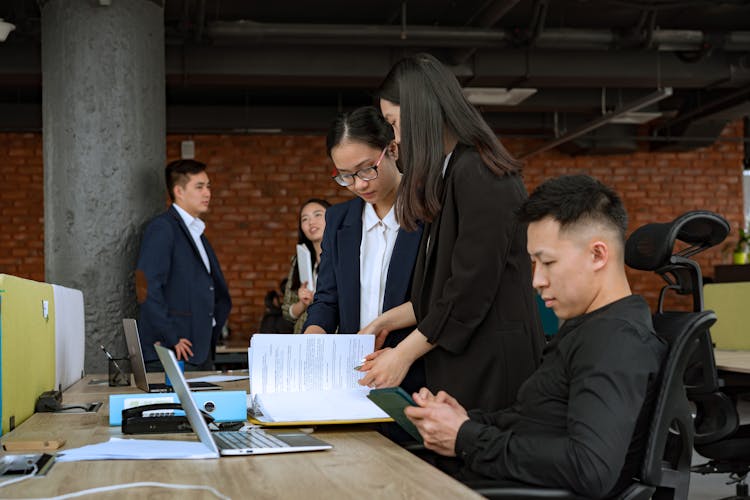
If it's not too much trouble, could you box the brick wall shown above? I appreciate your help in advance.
[516,121,745,310]
[1,124,744,341]
[0,133,44,282]
[165,135,354,339]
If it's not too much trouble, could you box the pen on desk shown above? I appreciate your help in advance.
[100,344,126,378]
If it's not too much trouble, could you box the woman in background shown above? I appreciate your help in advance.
[281,198,330,333]
[358,53,544,412]
[304,106,425,397]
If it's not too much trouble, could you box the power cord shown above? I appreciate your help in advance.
[4,480,231,499]
[0,464,38,489]
[54,405,94,413]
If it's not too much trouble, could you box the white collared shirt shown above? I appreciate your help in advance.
[173,203,211,274]
[359,203,399,330]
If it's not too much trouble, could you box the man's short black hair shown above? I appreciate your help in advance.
[165,159,207,201]
[518,174,628,243]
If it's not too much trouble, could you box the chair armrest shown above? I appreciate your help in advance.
[465,481,582,499]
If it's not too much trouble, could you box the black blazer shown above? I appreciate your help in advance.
[304,197,425,393]
[136,205,231,365]
[412,144,544,411]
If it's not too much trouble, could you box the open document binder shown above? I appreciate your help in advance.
[247,334,391,426]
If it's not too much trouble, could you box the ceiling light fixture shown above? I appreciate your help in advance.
[463,87,537,106]
[609,111,664,125]
[0,19,15,42]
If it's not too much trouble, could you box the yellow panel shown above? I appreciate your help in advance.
[704,282,750,351]
[0,274,56,434]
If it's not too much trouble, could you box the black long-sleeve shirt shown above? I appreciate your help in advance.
[454,295,666,498]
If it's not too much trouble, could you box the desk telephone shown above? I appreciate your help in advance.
[121,402,214,434]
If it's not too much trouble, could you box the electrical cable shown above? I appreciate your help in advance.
[0,464,38,489]
[11,480,231,500]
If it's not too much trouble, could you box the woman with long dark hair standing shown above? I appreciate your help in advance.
[358,53,544,412]
[281,198,330,333]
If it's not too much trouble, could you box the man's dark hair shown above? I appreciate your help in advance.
[518,174,628,244]
[165,159,207,201]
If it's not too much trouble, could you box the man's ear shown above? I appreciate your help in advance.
[173,184,184,203]
[591,240,609,271]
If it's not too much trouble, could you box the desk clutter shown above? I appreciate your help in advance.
[0,276,480,498]
[109,391,247,427]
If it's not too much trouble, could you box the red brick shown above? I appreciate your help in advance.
[1,124,745,339]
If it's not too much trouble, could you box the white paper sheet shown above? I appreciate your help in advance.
[56,437,218,462]
[254,389,388,422]
[295,244,315,291]
[248,334,384,422]
[250,334,373,394]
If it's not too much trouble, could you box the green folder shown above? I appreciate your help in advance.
[367,387,422,443]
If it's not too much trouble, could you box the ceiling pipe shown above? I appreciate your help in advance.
[450,0,521,64]
[193,0,205,43]
[204,21,750,52]
[519,87,673,159]
[656,84,750,133]
[205,22,509,47]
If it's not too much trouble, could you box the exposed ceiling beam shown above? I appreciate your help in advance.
[450,0,522,64]
[3,44,747,94]
[519,87,673,159]
[201,20,750,52]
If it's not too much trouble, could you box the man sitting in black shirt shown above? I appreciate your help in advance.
[404,174,667,498]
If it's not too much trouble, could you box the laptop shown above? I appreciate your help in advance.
[123,318,221,393]
[155,344,333,456]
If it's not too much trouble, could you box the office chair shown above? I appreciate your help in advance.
[674,225,750,499]
[467,210,727,500]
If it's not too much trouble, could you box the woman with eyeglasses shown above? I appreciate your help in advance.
[356,53,544,412]
[303,105,425,398]
[281,198,331,333]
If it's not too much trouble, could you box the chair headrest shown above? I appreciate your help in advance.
[625,210,730,271]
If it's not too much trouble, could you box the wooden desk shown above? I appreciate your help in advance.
[714,349,750,374]
[1,377,480,499]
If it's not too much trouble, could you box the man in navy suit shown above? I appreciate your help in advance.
[135,159,231,371]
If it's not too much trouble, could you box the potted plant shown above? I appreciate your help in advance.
[733,228,749,264]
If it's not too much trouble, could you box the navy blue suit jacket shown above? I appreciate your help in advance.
[304,197,425,392]
[136,205,231,365]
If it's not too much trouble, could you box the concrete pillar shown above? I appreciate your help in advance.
[42,0,165,372]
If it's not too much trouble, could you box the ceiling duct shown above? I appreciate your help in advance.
[520,87,673,159]
[653,99,750,152]
[556,124,640,156]
[204,21,750,52]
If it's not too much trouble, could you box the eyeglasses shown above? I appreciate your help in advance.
[332,146,387,187]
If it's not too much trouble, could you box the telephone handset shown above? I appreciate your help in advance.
[121,402,214,434]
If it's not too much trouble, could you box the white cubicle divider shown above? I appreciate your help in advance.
[52,284,85,390]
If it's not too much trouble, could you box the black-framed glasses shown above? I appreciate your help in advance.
[332,146,387,187]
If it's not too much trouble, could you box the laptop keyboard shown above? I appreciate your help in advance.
[213,430,290,450]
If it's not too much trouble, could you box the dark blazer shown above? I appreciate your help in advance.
[412,144,545,412]
[136,205,231,365]
[304,197,425,393]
